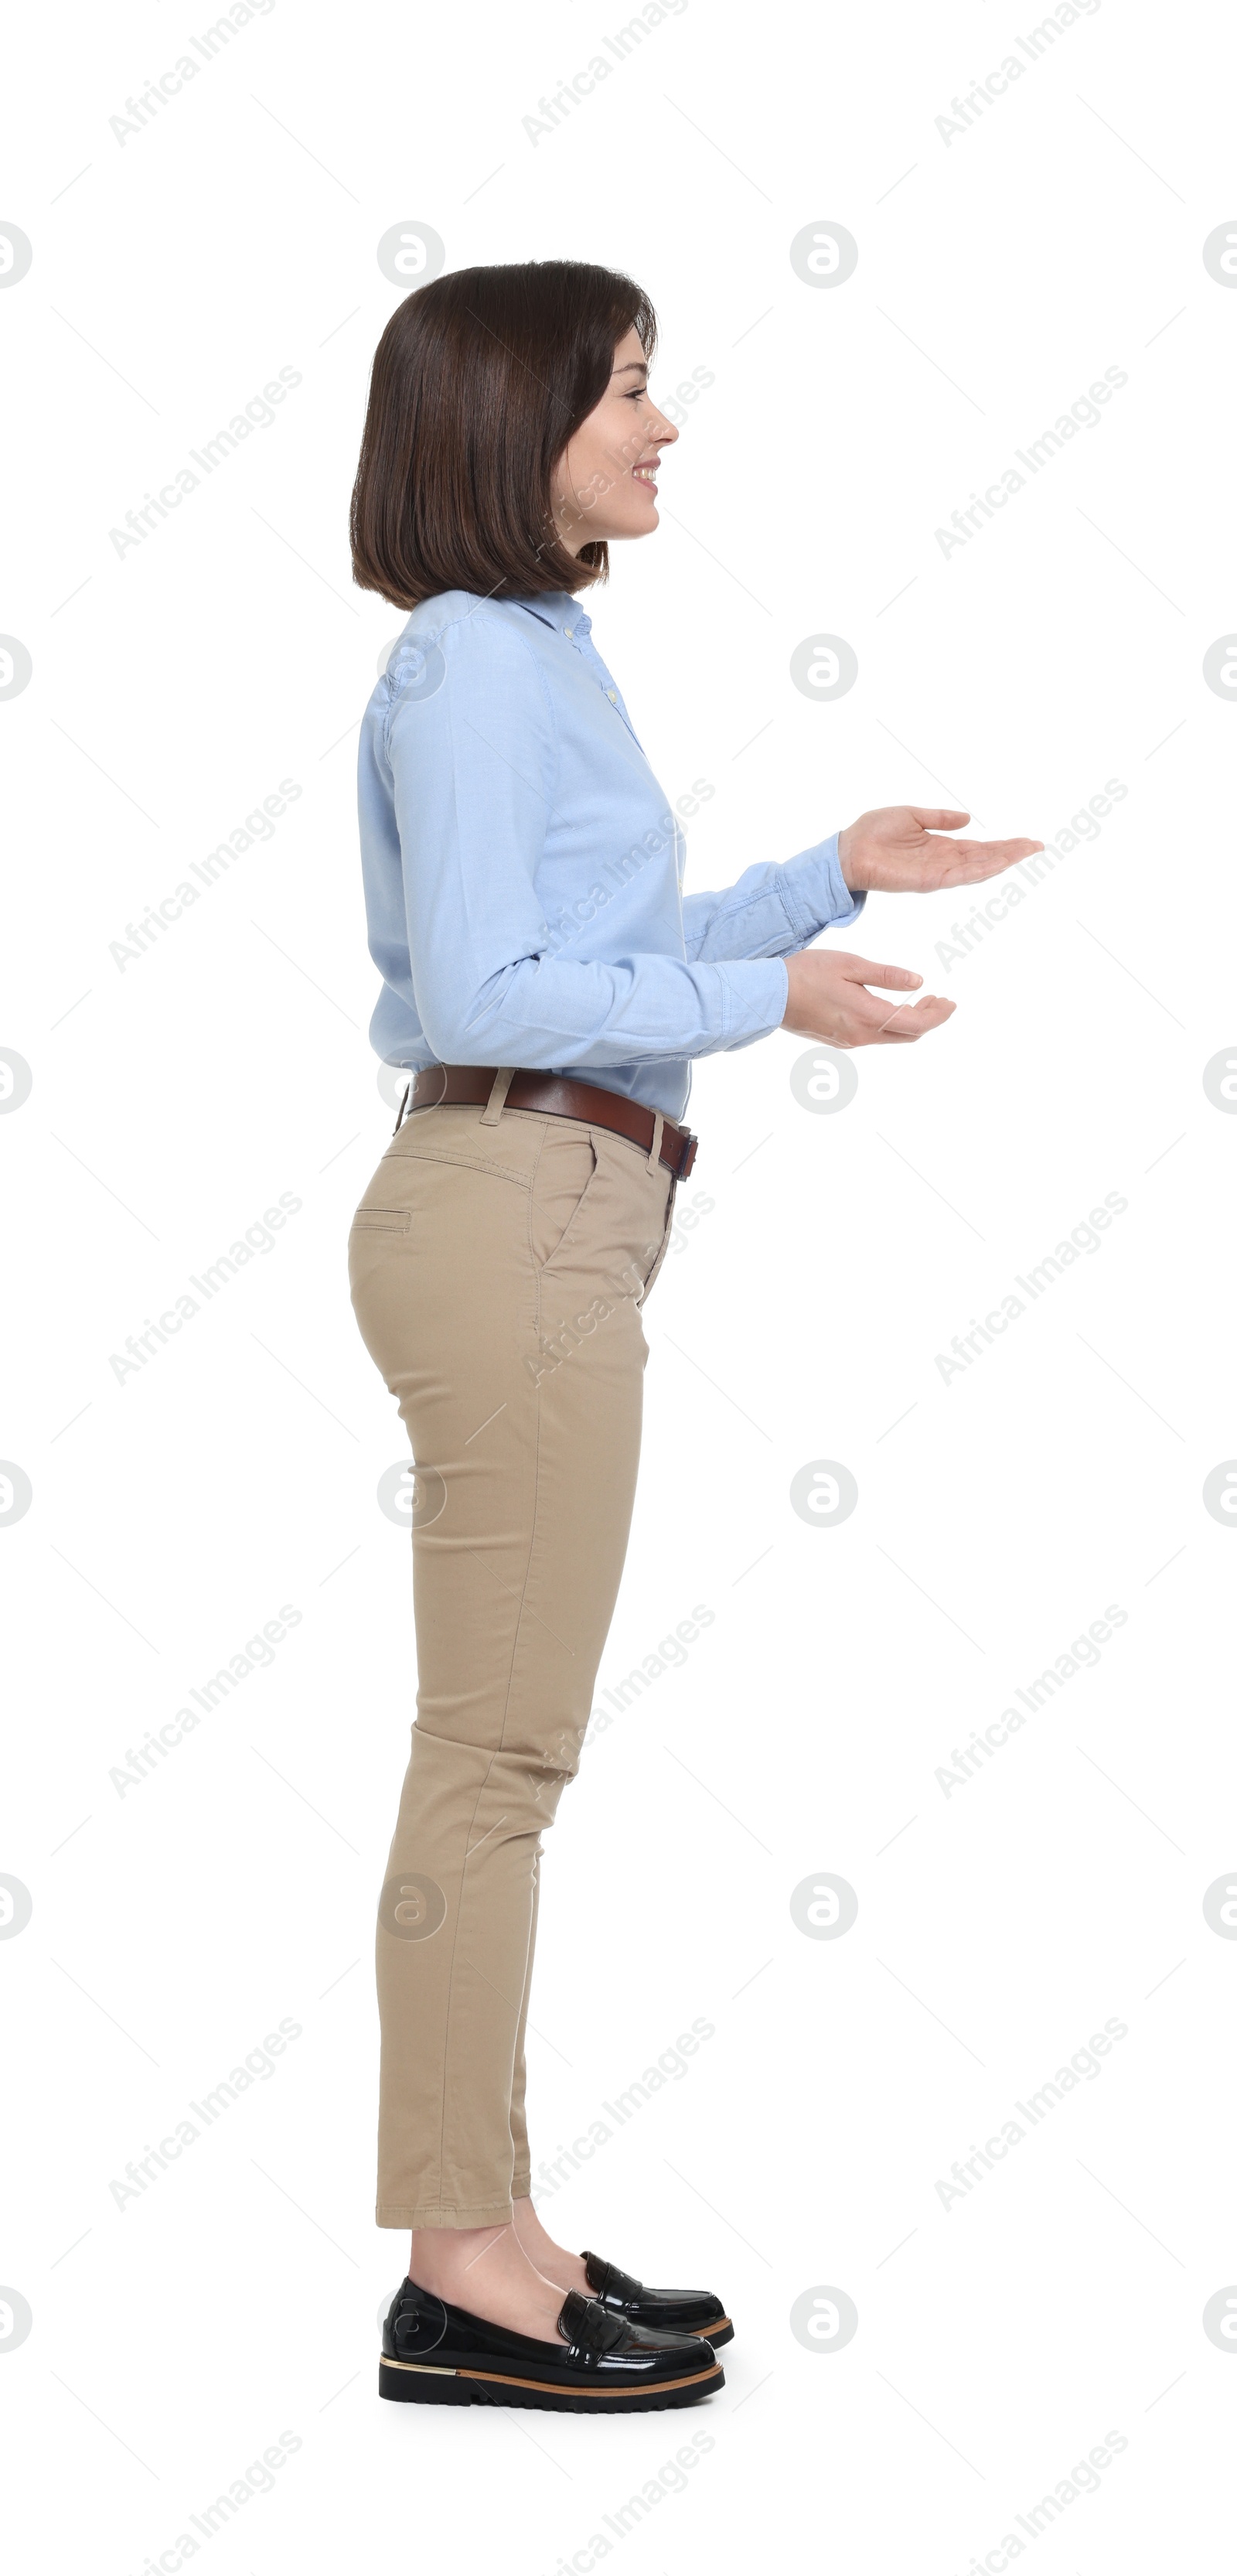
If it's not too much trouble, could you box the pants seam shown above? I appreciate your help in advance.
[431,1162,549,2213]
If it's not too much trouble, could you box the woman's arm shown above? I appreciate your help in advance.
[680,834,864,964]
[383,610,789,1068]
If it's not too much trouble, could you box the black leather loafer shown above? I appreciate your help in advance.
[380,2279,724,2413]
[582,2249,734,2349]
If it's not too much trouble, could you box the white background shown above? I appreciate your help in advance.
[3,0,1236,2567]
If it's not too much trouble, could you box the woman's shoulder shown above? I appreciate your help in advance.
[383,592,554,720]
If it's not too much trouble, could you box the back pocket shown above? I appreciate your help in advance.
[351,1206,411,1235]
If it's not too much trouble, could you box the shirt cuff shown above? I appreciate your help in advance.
[715,957,790,1048]
[779,831,867,940]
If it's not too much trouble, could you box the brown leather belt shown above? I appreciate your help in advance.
[400,1065,699,1180]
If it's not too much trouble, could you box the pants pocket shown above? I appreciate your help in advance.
[637,1178,677,1304]
[529,1132,599,1274]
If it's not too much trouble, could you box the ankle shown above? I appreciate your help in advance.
[510,2199,590,2295]
[409,2223,508,2301]
[405,2223,568,2339]
[512,2195,561,2245]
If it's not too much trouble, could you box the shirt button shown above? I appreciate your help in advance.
[606,689,616,701]
[563,625,574,636]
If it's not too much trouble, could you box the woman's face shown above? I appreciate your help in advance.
[550,326,678,555]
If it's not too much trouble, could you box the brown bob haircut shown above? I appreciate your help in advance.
[349,259,657,611]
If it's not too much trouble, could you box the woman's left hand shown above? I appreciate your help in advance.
[837,805,1043,894]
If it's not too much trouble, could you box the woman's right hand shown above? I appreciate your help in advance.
[782,948,956,1048]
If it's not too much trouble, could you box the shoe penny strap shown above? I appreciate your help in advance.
[557,2290,628,2355]
[582,2250,644,2305]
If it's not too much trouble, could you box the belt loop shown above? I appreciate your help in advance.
[480,1067,516,1127]
[646,1111,664,1175]
[391,1080,411,1137]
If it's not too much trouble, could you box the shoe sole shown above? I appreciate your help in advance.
[379,2355,724,2412]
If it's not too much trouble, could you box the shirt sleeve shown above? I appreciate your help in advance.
[383,609,790,1069]
[680,834,865,963]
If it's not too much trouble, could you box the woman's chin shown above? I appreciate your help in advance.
[573,497,659,548]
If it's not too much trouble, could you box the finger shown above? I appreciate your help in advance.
[844,984,929,1032]
[873,995,956,1041]
[840,957,925,991]
[939,834,1044,862]
[928,834,1044,881]
[908,807,971,831]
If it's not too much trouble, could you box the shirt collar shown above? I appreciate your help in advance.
[509,590,593,638]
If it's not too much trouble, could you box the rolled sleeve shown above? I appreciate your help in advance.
[681,829,864,963]
[776,831,866,942]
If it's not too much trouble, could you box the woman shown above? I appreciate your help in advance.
[348,260,1039,2413]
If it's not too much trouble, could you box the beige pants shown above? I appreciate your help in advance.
[349,1096,676,2228]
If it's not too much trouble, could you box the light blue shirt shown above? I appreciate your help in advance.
[356,586,864,1121]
